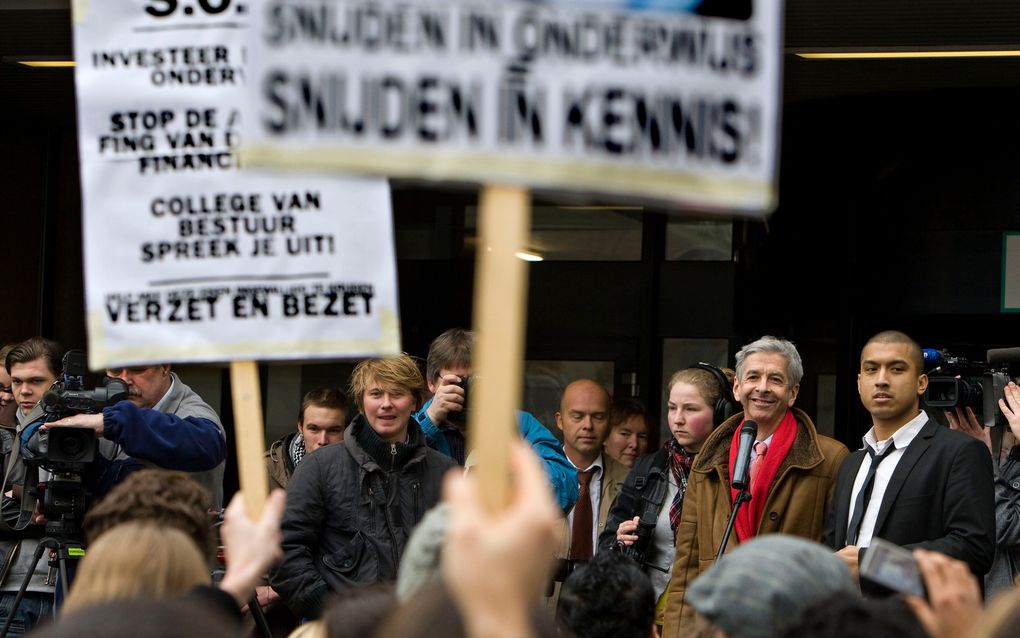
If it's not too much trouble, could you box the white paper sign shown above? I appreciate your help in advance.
[73,0,400,369]
[241,0,782,212]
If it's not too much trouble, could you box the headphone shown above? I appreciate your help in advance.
[691,362,740,426]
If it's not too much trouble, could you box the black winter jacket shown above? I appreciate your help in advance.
[271,415,456,618]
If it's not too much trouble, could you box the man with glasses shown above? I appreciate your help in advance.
[662,336,849,638]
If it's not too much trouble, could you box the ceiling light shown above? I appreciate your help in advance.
[18,60,75,67]
[1,56,75,67]
[515,251,544,262]
[794,48,1020,60]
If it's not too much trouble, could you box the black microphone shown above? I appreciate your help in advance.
[41,390,64,413]
[730,420,758,491]
[987,347,1020,367]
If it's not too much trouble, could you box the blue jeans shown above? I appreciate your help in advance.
[0,591,54,637]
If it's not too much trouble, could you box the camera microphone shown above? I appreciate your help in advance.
[730,420,758,491]
[987,347,1020,367]
[41,390,65,413]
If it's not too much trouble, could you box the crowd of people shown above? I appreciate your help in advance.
[0,328,1018,637]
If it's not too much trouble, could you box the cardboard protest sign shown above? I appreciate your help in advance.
[241,0,782,212]
[73,0,400,371]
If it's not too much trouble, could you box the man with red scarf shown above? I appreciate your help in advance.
[661,336,848,638]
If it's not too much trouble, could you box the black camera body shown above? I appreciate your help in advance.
[445,375,471,428]
[614,467,669,568]
[923,349,1011,428]
[22,350,128,536]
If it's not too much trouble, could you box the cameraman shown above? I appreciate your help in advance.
[0,338,63,635]
[945,380,1020,598]
[45,364,227,509]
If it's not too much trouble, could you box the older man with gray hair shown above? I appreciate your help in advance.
[662,336,849,638]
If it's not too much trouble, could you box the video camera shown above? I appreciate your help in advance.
[922,347,1018,428]
[21,350,128,537]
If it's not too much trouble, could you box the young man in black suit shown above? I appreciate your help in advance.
[825,330,995,580]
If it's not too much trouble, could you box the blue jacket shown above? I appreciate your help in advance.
[96,375,227,505]
[92,400,225,503]
[414,399,577,512]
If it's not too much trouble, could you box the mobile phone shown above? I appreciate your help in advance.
[859,537,925,598]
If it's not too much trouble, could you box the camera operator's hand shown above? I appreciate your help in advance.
[998,381,1020,441]
[945,406,991,455]
[44,413,104,437]
[616,516,641,546]
[426,374,465,426]
[904,549,982,638]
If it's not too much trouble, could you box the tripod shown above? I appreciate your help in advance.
[0,532,83,638]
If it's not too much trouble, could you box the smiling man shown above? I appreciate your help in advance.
[824,330,994,582]
[663,336,848,638]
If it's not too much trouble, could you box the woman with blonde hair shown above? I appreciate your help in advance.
[63,521,209,614]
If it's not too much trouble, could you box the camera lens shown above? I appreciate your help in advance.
[59,435,84,458]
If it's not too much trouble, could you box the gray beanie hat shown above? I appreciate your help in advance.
[687,534,857,638]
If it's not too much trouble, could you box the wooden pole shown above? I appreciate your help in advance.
[230,360,269,519]
[468,185,531,512]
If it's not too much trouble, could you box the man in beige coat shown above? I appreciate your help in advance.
[662,337,848,638]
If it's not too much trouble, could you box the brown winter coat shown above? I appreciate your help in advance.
[661,408,849,638]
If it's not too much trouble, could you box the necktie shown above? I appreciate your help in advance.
[570,468,595,560]
[749,441,768,487]
[845,442,897,546]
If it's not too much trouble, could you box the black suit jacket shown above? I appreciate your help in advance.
[823,417,995,576]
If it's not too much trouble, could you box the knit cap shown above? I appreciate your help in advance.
[687,534,857,638]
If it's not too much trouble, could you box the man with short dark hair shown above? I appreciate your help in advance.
[825,330,995,582]
[265,386,348,490]
[0,337,63,635]
[558,551,656,638]
[415,328,577,512]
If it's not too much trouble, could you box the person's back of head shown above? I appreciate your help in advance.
[83,469,215,559]
[557,551,656,638]
[687,535,857,638]
[64,521,210,614]
[322,583,397,638]
[34,597,239,638]
[777,594,928,638]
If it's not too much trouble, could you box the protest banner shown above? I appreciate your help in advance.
[239,0,783,508]
[73,0,399,514]
[241,0,782,212]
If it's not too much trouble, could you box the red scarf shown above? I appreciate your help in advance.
[729,409,797,543]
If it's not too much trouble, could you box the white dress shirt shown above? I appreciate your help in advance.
[847,411,928,548]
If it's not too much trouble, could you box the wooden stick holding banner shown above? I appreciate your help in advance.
[468,185,531,513]
[230,360,269,519]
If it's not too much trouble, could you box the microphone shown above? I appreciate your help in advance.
[41,390,64,413]
[730,420,758,491]
[987,347,1020,367]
